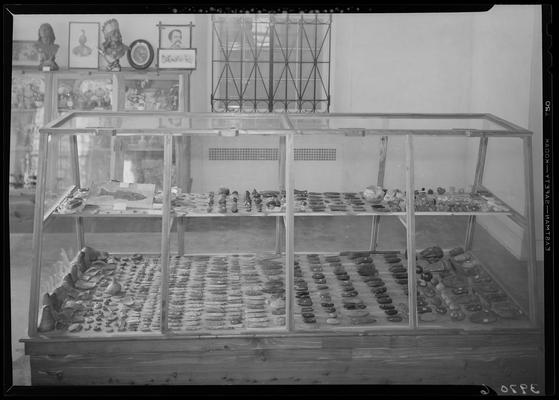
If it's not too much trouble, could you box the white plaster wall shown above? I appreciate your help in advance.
[11,9,542,258]
[468,5,542,259]
[328,6,541,259]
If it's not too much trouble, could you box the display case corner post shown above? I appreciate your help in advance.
[404,134,418,329]
[109,135,125,182]
[522,135,538,325]
[276,135,287,254]
[112,72,120,111]
[370,134,389,251]
[160,134,174,332]
[69,134,85,249]
[465,135,489,251]
[28,132,50,337]
[285,133,295,332]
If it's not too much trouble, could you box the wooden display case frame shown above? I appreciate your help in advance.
[21,112,543,388]
[10,67,192,194]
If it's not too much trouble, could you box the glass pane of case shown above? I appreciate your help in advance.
[37,218,81,335]
[10,73,45,188]
[30,112,536,339]
[56,77,113,113]
[37,133,166,337]
[52,113,286,132]
[411,135,531,330]
[168,133,287,333]
[123,78,180,111]
[43,134,74,217]
[288,115,509,132]
[292,133,409,330]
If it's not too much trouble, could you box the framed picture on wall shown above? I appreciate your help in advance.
[158,24,191,49]
[127,39,155,70]
[68,22,99,69]
[157,48,196,70]
[12,40,40,66]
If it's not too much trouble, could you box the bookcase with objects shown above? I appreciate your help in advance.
[9,68,189,193]
[22,111,542,387]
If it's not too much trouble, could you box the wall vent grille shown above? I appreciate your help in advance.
[209,148,336,161]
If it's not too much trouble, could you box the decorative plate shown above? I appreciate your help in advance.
[127,39,154,70]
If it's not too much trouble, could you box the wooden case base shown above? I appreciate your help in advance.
[24,330,543,387]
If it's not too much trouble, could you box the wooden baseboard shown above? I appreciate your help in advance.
[26,331,544,387]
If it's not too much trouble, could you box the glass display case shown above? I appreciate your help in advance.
[27,110,538,334]
[55,75,114,113]
[23,111,542,386]
[9,68,190,193]
[10,71,47,189]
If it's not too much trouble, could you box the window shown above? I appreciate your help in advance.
[211,13,332,113]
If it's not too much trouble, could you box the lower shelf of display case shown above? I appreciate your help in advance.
[34,248,532,340]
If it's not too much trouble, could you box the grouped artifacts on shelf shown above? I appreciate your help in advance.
[173,187,285,216]
[361,185,509,213]
[410,245,525,324]
[53,183,511,217]
[10,75,43,186]
[57,79,112,111]
[55,182,155,215]
[11,75,45,110]
[34,23,59,71]
[124,79,179,111]
[37,242,526,335]
[56,188,89,214]
[38,247,288,333]
[39,246,110,332]
[412,187,509,212]
[100,19,128,72]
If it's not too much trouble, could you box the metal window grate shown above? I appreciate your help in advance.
[209,148,279,161]
[211,14,332,113]
[209,148,336,161]
[295,148,336,161]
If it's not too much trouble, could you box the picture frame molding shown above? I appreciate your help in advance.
[156,47,197,70]
[127,39,155,70]
[156,22,194,50]
[12,40,41,67]
[68,21,100,70]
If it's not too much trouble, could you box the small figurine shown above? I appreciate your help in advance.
[34,23,59,71]
[99,19,128,71]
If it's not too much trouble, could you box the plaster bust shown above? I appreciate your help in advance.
[100,19,128,71]
[34,23,59,71]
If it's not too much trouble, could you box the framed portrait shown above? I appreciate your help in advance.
[158,25,191,49]
[127,39,154,70]
[157,48,196,70]
[68,22,100,69]
[12,40,40,66]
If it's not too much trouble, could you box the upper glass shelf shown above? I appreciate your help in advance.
[287,114,529,136]
[40,111,531,137]
[42,112,290,135]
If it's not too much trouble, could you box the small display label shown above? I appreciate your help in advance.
[113,202,127,211]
